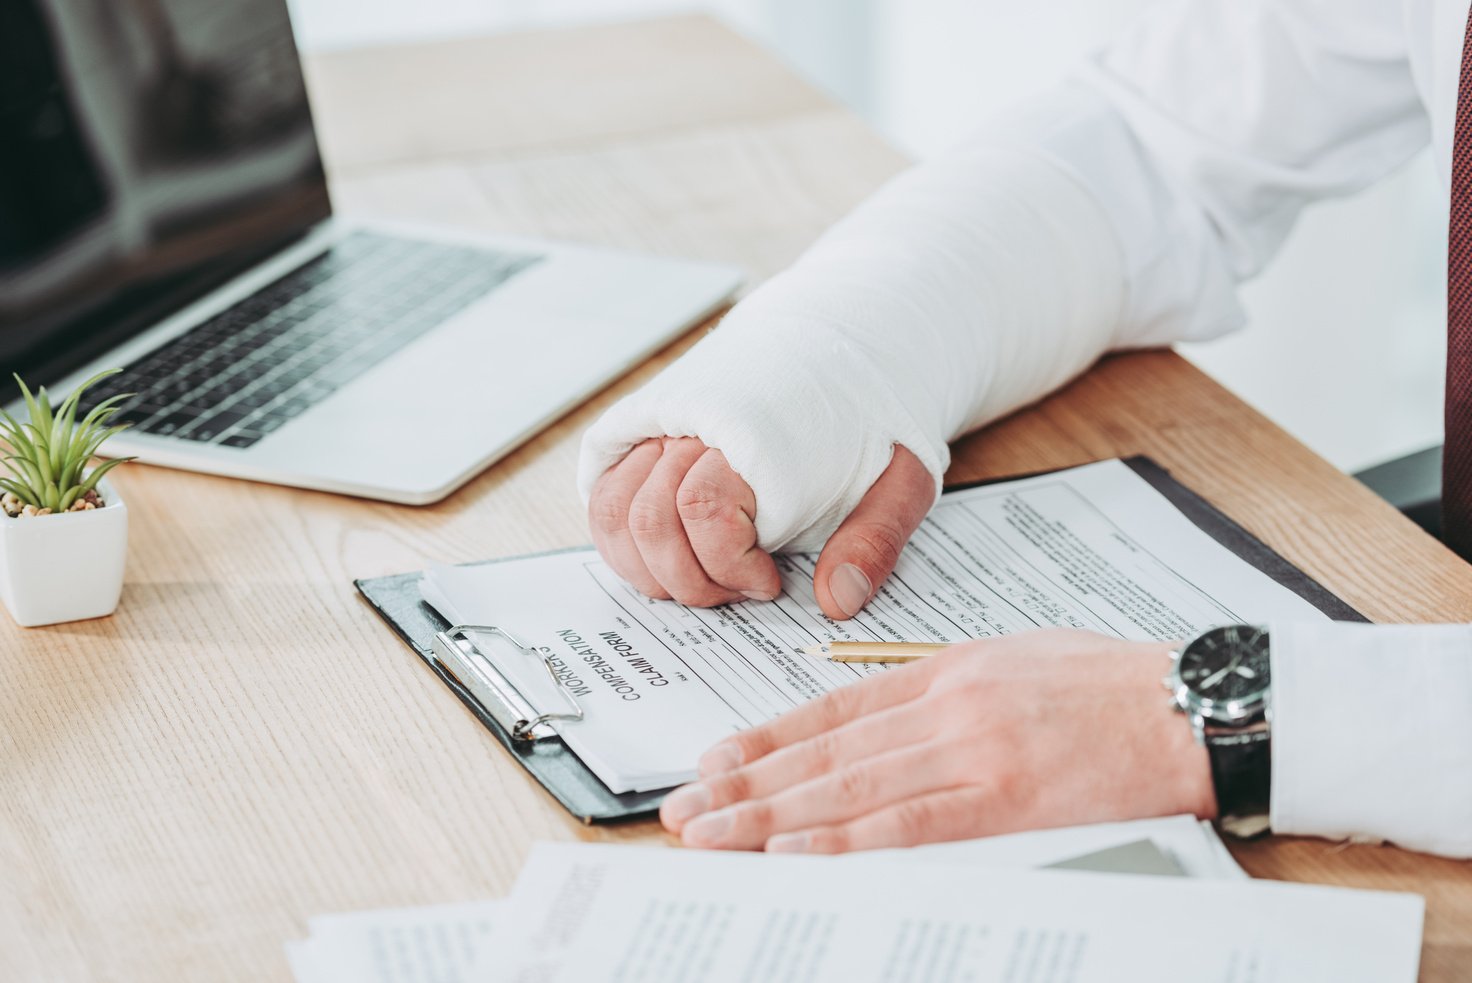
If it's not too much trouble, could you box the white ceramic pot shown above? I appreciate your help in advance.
[0,478,128,628]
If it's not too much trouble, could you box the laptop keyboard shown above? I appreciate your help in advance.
[80,232,541,449]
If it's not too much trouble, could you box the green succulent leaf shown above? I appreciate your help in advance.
[0,412,37,463]
[73,395,132,445]
[50,401,75,477]
[13,375,42,431]
[5,371,132,516]
[4,454,43,490]
[76,457,133,498]
[0,476,40,506]
[25,426,54,485]
[79,425,129,462]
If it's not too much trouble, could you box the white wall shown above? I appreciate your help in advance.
[289,0,1447,473]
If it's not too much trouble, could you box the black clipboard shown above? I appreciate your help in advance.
[354,455,1365,825]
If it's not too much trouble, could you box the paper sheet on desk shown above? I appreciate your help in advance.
[421,459,1333,793]
[284,816,1239,983]
[486,843,1423,983]
[286,900,502,983]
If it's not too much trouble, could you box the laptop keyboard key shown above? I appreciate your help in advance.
[116,403,167,426]
[177,411,249,442]
[141,413,199,436]
[219,433,263,449]
[269,397,312,420]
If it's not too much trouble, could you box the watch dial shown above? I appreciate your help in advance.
[1178,625,1271,704]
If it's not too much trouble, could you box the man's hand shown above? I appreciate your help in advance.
[587,437,934,618]
[658,630,1216,853]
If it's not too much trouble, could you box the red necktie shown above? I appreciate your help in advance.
[1445,8,1472,557]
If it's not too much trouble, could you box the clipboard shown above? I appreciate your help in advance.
[354,455,1366,825]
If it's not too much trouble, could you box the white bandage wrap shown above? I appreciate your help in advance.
[578,143,1128,553]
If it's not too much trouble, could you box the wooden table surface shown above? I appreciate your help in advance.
[3,15,1469,982]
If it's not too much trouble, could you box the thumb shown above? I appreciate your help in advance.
[814,445,937,620]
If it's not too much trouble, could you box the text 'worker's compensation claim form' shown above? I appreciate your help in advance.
[422,459,1331,792]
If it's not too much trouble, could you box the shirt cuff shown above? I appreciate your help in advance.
[1270,620,1472,858]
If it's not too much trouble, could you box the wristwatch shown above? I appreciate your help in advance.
[1165,624,1273,837]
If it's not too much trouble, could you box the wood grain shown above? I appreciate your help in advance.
[1,15,1467,982]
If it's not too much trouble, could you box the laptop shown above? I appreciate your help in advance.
[0,0,740,504]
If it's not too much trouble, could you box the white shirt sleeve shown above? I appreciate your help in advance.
[1270,621,1472,858]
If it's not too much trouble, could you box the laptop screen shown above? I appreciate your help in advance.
[0,0,331,387]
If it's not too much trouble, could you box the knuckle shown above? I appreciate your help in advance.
[846,521,907,570]
[589,495,631,536]
[732,732,769,766]
[708,768,751,807]
[833,765,872,806]
[819,686,862,728]
[675,478,731,525]
[803,730,842,776]
[891,798,935,846]
[626,497,672,540]
[985,759,1030,807]
[738,800,774,837]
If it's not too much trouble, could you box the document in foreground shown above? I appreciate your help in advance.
[284,816,1238,983]
[485,844,1422,983]
[423,459,1334,792]
[286,900,501,983]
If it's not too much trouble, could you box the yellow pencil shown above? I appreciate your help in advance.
[802,641,952,664]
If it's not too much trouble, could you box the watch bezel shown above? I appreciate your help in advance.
[1167,624,1271,726]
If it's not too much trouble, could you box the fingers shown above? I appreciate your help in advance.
[696,658,939,778]
[679,742,955,850]
[628,438,744,607]
[593,439,932,613]
[814,445,935,620]
[660,697,932,834]
[588,438,779,606]
[677,449,781,601]
[588,440,667,597]
[768,786,995,854]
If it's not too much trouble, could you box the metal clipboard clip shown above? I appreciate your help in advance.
[428,624,585,742]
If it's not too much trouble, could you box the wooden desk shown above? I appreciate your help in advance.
[3,15,1468,981]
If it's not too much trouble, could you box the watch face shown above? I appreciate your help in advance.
[1177,624,1271,715]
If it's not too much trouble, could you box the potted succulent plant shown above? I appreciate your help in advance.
[0,371,135,627]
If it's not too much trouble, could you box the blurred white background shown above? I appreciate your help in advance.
[288,0,1447,473]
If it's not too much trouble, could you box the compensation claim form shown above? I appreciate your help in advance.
[422,460,1334,793]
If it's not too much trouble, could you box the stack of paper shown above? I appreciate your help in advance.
[420,460,1342,795]
[489,840,1421,982]
[289,817,1425,983]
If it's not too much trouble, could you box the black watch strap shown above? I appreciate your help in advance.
[1204,724,1272,834]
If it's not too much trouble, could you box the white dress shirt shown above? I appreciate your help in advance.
[579,0,1472,856]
